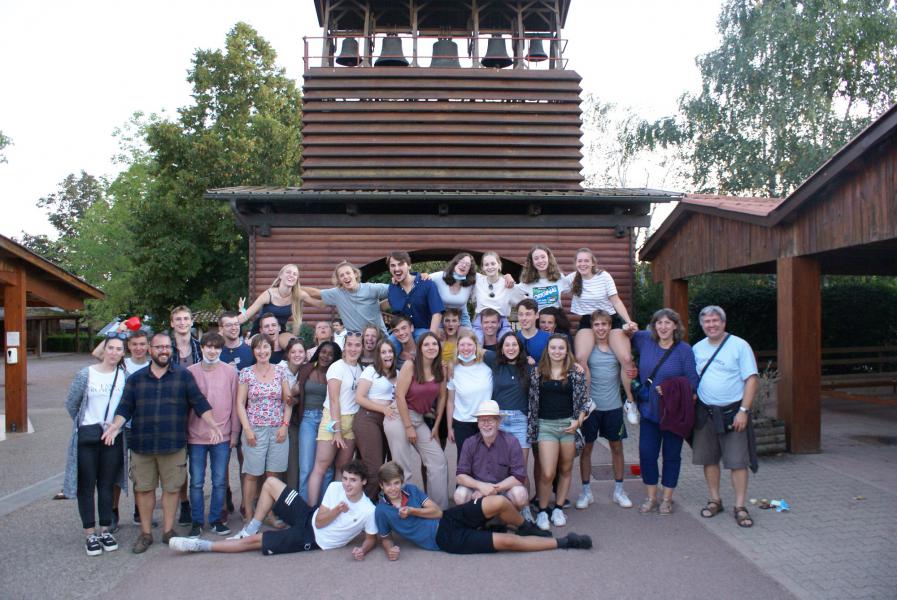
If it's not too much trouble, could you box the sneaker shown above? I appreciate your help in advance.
[535,511,550,531]
[168,536,204,553]
[559,498,571,510]
[178,502,192,525]
[132,533,153,554]
[562,532,593,550]
[162,530,176,545]
[624,400,639,425]
[99,531,118,552]
[85,534,103,556]
[210,521,231,536]
[575,488,594,510]
[227,528,251,540]
[521,505,534,523]
[551,507,567,527]
[613,488,633,508]
[188,523,202,539]
[516,521,552,538]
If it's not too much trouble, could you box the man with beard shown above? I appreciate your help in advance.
[102,332,224,554]
[218,311,254,370]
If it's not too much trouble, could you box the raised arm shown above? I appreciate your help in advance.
[237,290,270,325]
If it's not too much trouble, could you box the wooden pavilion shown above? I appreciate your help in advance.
[640,103,897,453]
[0,234,104,433]
[210,0,680,326]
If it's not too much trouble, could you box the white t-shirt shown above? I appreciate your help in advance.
[430,271,474,314]
[447,362,493,422]
[312,482,378,550]
[124,358,149,377]
[473,273,526,316]
[516,276,570,311]
[323,359,363,416]
[359,365,395,406]
[694,335,758,407]
[566,271,619,316]
[82,366,126,426]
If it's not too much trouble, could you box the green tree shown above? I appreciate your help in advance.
[637,0,897,196]
[18,171,105,273]
[128,22,303,320]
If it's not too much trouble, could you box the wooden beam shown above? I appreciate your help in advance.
[3,268,27,433]
[777,256,821,453]
[663,277,689,341]
[25,276,86,311]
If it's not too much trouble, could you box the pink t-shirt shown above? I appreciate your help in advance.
[187,363,240,444]
[239,363,287,427]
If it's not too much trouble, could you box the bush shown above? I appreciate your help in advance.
[46,334,102,353]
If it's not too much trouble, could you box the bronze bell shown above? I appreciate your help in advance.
[335,37,360,67]
[430,38,461,68]
[526,37,548,62]
[481,34,513,68]
[375,34,409,67]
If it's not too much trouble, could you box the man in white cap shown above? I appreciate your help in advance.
[454,400,528,511]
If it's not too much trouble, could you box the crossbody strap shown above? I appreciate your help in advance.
[101,366,122,424]
[698,334,731,385]
[646,342,678,386]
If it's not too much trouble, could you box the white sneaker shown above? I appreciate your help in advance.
[521,505,535,523]
[226,528,250,540]
[535,510,550,531]
[613,488,633,508]
[168,537,203,553]
[624,400,639,425]
[551,507,567,527]
[575,488,593,510]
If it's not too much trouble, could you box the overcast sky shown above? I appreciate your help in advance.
[0,1,722,239]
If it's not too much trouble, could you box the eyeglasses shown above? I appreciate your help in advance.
[488,283,495,298]
[151,345,172,350]
[106,331,128,341]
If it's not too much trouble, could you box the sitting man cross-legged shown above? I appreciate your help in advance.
[454,400,528,510]
[168,460,378,559]
[376,461,591,559]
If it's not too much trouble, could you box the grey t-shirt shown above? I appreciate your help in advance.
[588,345,623,411]
[320,283,390,334]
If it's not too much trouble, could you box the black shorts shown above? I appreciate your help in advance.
[577,313,624,331]
[435,499,496,555]
[581,407,627,443]
[260,487,319,555]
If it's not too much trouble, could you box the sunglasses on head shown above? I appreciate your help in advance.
[106,331,128,341]
[345,331,363,337]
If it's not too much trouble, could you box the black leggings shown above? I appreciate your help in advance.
[77,434,123,530]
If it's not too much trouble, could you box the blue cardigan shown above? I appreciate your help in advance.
[632,331,698,423]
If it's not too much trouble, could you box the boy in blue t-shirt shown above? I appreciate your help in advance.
[374,462,591,559]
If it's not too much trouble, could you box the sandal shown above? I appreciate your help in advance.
[734,506,754,528]
[658,498,674,516]
[638,498,658,514]
[701,498,724,518]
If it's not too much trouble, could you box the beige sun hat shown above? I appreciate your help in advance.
[474,400,502,418]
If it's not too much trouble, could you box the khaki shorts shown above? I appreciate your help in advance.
[130,448,188,493]
[691,418,750,470]
[316,414,356,441]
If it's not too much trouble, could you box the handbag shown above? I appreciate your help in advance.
[77,367,121,443]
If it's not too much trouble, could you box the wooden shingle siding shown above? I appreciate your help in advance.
[253,227,633,326]
[300,68,584,191]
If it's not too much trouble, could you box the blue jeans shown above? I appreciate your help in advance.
[298,409,332,502]
[188,441,230,525]
[638,419,684,488]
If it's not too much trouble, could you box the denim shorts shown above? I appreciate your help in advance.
[499,410,530,449]
[537,417,576,444]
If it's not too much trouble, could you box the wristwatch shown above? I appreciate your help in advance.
[738,407,752,414]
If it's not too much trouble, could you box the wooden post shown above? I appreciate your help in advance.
[663,277,689,341]
[3,267,27,433]
[777,256,821,453]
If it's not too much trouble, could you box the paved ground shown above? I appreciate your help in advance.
[2,354,895,600]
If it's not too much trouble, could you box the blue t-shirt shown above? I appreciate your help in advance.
[517,330,550,362]
[374,484,440,551]
[693,334,758,406]
[220,342,255,370]
[632,330,698,423]
[388,274,445,330]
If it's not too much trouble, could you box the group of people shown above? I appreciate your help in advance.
[65,245,760,561]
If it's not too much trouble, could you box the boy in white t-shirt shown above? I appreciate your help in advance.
[167,460,378,557]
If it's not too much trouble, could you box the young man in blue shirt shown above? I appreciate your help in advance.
[386,250,445,341]
[375,462,591,559]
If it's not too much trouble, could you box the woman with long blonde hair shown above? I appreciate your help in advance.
[238,263,305,336]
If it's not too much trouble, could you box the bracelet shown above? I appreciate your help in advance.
[239,307,247,315]
[281,421,289,427]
